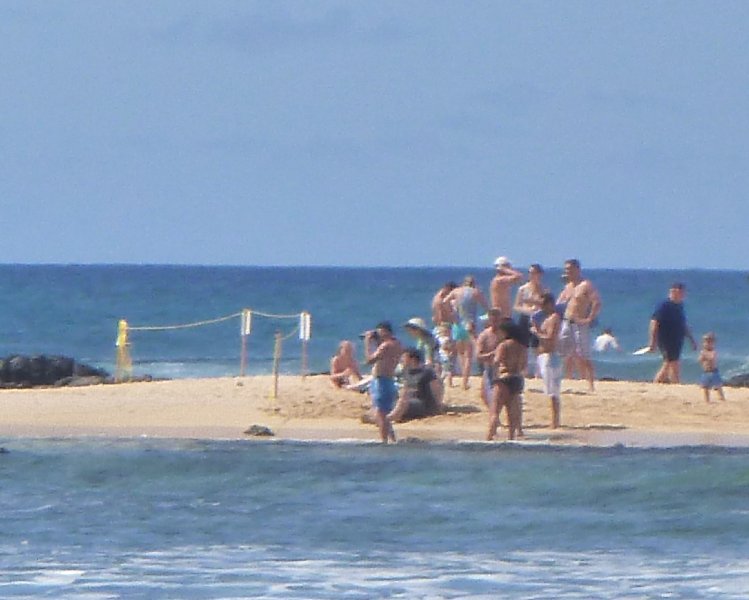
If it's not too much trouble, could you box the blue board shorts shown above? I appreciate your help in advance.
[700,370,723,389]
[370,376,397,413]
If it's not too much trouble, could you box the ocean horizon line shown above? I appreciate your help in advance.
[0,262,746,274]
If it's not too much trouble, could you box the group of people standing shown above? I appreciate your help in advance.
[332,258,725,443]
[430,257,602,440]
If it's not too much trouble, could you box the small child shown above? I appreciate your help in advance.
[434,324,455,387]
[698,332,726,403]
[329,340,362,388]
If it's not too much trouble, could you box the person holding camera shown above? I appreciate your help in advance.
[364,321,403,443]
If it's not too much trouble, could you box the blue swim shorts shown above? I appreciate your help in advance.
[370,376,398,413]
[700,370,723,389]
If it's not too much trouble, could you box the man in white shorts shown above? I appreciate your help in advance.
[556,259,601,391]
[533,293,563,428]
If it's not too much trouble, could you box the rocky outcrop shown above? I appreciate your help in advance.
[725,373,749,388]
[244,424,274,437]
[0,355,110,388]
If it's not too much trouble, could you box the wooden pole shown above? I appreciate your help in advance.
[240,309,251,377]
[301,339,308,379]
[272,330,282,399]
[240,334,248,376]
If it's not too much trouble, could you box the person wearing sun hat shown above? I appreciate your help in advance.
[403,317,437,365]
[490,256,524,317]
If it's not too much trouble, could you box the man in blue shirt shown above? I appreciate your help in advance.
[648,282,697,383]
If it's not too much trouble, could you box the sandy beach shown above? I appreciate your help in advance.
[0,375,747,447]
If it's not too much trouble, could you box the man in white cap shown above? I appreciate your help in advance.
[490,256,524,318]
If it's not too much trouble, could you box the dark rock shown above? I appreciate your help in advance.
[55,376,107,388]
[0,355,109,387]
[244,424,274,437]
[725,373,749,388]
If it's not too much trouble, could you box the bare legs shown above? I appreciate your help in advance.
[550,395,560,429]
[456,340,474,390]
[655,360,680,384]
[487,384,503,441]
[487,384,522,441]
[374,411,396,444]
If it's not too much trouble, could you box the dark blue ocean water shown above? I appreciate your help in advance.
[1,439,749,598]
[0,264,746,383]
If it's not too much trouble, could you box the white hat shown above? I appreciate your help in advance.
[403,317,431,336]
[494,256,511,268]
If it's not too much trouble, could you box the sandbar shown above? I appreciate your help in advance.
[0,376,747,447]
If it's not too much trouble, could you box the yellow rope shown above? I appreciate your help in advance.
[129,312,242,332]
[128,309,301,332]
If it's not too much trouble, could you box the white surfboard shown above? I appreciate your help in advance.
[632,346,651,356]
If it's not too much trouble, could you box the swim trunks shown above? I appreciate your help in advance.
[559,320,591,359]
[537,352,562,397]
[700,370,723,389]
[496,374,524,395]
[482,366,495,403]
[370,376,397,413]
[659,340,684,362]
[451,321,472,342]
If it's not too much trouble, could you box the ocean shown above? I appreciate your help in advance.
[0,264,746,383]
[2,439,749,598]
[2,264,749,598]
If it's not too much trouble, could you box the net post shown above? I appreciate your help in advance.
[115,319,132,383]
[272,330,282,399]
[240,309,252,377]
[299,311,311,379]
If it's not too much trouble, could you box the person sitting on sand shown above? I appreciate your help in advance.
[403,317,437,366]
[698,332,726,403]
[488,321,527,441]
[329,340,362,388]
[389,348,445,422]
[364,322,403,443]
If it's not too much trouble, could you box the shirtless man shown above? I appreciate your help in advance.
[556,259,601,391]
[431,281,458,326]
[488,321,527,441]
[532,293,563,428]
[443,276,490,390]
[490,257,524,317]
[476,309,504,409]
[364,321,403,443]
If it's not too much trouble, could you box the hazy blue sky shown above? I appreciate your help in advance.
[1,1,747,269]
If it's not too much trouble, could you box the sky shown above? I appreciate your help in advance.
[1,1,748,269]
